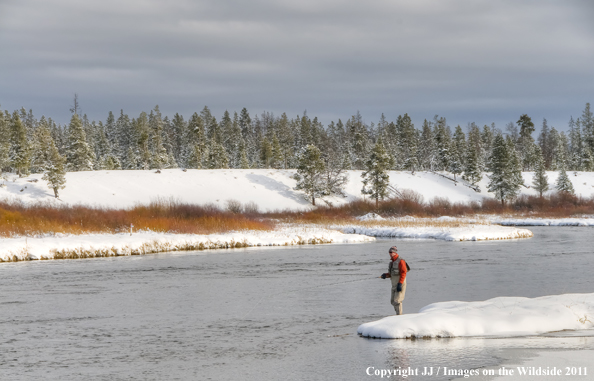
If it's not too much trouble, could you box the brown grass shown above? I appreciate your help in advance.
[0,199,272,237]
[269,191,594,224]
[2,191,593,237]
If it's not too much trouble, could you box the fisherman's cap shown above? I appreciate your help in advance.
[388,246,398,253]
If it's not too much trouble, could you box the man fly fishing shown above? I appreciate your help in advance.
[380,246,409,315]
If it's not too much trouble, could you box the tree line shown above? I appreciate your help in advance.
[0,100,592,202]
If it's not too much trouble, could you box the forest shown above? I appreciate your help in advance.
[1,100,592,204]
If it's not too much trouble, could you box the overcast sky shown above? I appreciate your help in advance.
[1,0,593,131]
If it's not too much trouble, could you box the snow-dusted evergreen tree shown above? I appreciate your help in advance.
[238,138,250,169]
[517,114,536,170]
[321,149,348,199]
[463,143,482,186]
[449,142,463,180]
[207,136,229,169]
[148,106,170,170]
[532,145,549,198]
[400,114,418,173]
[347,112,369,170]
[66,113,94,171]
[9,111,31,176]
[361,139,392,208]
[555,165,574,194]
[538,118,553,169]
[507,136,524,193]
[433,116,451,171]
[294,144,326,205]
[488,134,521,205]
[260,136,273,168]
[418,119,435,170]
[547,127,561,170]
[276,112,294,169]
[567,117,582,170]
[270,133,284,169]
[582,146,594,172]
[36,125,66,197]
[554,131,569,171]
[182,112,206,169]
[581,103,594,154]
[481,124,495,167]
[0,109,11,171]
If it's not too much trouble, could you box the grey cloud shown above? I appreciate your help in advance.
[0,0,592,130]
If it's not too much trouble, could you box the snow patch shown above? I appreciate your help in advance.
[356,213,385,221]
[358,293,594,339]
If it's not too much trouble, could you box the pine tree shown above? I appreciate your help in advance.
[463,143,482,186]
[433,116,451,171]
[238,138,250,169]
[361,140,392,208]
[400,113,418,173]
[418,119,435,170]
[37,126,66,197]
[260,136,273,168]
[321,150,348,199]
[582,146,594,172]
[65,114,94,171]
[532,145,549,198]
[294,145,326,205]
[0,109,10,171]
[507,136,524,195]
[9,111,31,176]
[487,134,521,205]
[568,117,583,170]
[148,106,169,170]
[270,133,284,169]
[449,142,463,180]
[581,103,594,153]
[207,137,229,169]
[555,166,574,194]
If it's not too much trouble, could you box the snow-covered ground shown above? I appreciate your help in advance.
[0,226,374,262]
[3,169,594,211]
[358,293,594,339]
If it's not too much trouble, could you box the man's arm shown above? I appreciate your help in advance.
[398,260,407,284]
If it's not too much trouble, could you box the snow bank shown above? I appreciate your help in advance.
[356,213,385,221]
[341,225,533,241]
[4,169,593,211]
[0,227,374,262]
[358,293,594,339]
[493,217,594,226]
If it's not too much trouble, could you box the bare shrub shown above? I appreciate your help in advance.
[243,201,260,214]
[226,199,242,214]
[399,189,424,204]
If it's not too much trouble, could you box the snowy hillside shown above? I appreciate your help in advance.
[2,169,594,210]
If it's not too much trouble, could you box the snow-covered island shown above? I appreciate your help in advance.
[358,293,594,339]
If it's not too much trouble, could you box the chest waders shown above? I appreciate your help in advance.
[389,257,407,315]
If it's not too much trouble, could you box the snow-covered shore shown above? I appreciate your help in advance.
[358,293,594,339]
[0,227,374,262]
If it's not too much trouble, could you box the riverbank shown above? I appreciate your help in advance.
[0,220,536,262]
[0,226,374,262]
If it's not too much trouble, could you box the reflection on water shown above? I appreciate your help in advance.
[0,227,592,380]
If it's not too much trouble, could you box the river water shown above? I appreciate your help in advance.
[1,227,593,380]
